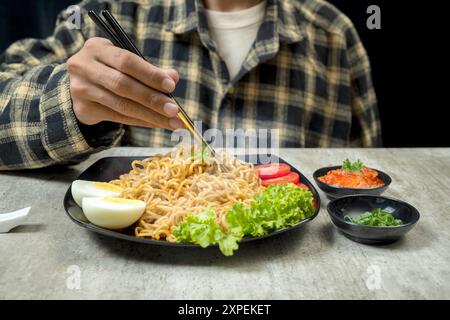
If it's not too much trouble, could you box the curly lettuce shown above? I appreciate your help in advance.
[172,208,240,256]
[227,184,315,237]
[173,184,316,256]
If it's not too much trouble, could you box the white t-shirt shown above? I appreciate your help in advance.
[205,1,267,79]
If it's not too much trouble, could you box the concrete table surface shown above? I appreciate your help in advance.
[0,148,449,300]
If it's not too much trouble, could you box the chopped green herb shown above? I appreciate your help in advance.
[181,144,210,162]
[342,159,365,172]
[195,143,209,162]
[346,208,403,227]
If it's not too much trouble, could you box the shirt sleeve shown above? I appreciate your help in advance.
[345,24,382,147]
[0,1,123,171]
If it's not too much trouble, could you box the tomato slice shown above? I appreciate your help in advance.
[255,163,291,179]
[256,163,291,179]
[261,172,300,187]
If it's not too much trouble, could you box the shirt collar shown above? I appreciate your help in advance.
[166,0,198,35]
[276,0,305,44]
[166,0,305,45]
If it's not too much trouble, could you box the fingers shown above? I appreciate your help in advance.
[86,61,179,118]
[94,45,178,93]
[164,68,180,83]
[68,37,184,130]
[85,84,183,130]
[76,100,183,130]
[73,99,149,127]
[88,101,156,128]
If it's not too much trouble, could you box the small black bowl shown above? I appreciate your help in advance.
[313,166,391,199]
[327,195,420,245]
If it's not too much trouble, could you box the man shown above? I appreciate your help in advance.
[0,0,381,170]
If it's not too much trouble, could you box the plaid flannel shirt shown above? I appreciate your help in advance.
[0,0,381,170]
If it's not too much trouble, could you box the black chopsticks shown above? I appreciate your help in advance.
[100,10,143,57]
[87,10,219,160]
[87,11,124,48]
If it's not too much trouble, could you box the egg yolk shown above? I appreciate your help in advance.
[92,182,123,192]
[103,197,136,205]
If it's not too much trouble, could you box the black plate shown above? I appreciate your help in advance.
[313,166,392,199]
[63,155,321,247]
[327,195,420,245]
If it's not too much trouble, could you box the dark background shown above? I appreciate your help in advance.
[0,0,447,147]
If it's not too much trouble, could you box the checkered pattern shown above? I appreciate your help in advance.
[0,0,381,170]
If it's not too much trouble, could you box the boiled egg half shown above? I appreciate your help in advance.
[71,180,123,207]
[82,197,146,229]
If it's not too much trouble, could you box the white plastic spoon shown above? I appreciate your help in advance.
[0,207,31,233]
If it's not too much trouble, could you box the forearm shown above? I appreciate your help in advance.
[0,63,124,170]
[0,0,127,170]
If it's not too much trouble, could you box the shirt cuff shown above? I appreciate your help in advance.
[77,120,124,149]
[40,64,124,162]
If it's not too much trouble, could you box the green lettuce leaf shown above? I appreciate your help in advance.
[173,184,316,256]
[227,184,315,237]
[172,208,240,256]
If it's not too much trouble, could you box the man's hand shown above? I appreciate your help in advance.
[67,37,183,130]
